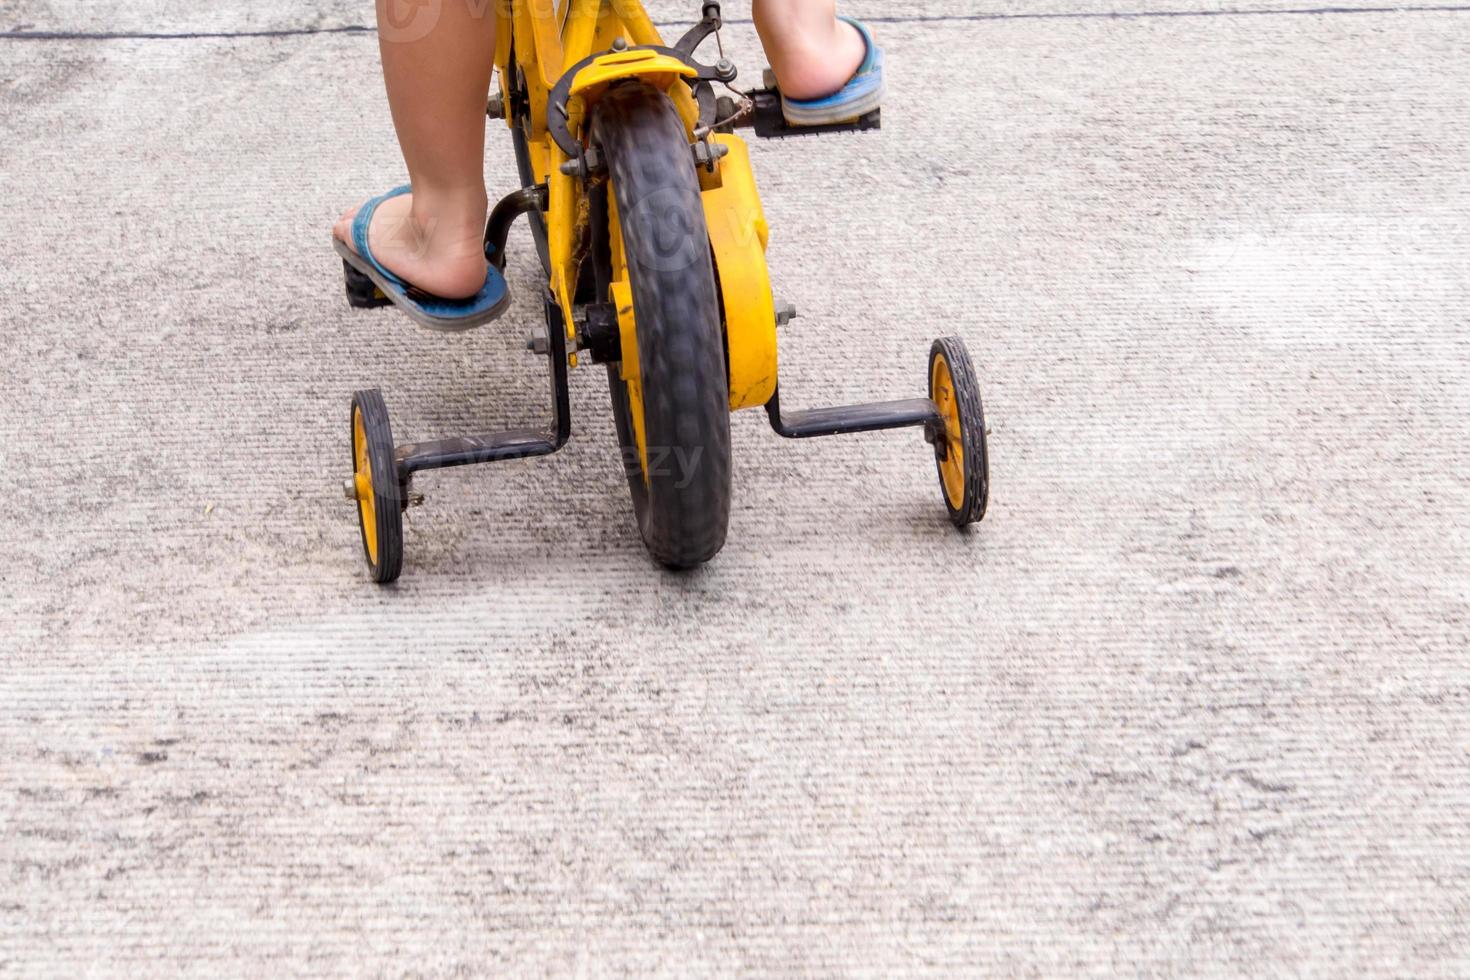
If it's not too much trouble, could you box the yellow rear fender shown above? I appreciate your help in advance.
[569,49,698,100]
[544,50,705,347]
[700,135,778,411]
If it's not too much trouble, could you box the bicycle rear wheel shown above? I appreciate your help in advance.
[592,82,732,568]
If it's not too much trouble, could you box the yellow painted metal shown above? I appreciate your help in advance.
[504,0,689,363]
[496,0,740,378]
[930,356,966,510]
[666,80,701,133]
[546,160,580,358]
[503,0,685,140]
[701,135,777,410]
[568,50,695,98]
[590,12,626,53]
[352,408,378,566]
[617,2,662,46]
[510,0,558,135]
[613,280,648,479]
[561,0,601,71]
[606,192,649,479]
[565,48,699,142]
[493,3,513,100]
[614,0,699,126]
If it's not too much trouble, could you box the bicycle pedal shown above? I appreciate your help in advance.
[342,259,391,310]
[745,86,881,140]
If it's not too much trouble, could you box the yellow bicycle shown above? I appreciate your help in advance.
[343,0,989,583]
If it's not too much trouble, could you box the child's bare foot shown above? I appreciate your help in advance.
[332,188,489,300]
[765,17,866,100]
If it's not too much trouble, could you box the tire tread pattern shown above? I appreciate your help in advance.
[594,84,732,568]
[351,389,405,583]
[930,336,989,527]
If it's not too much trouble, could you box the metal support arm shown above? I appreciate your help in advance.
[395,291,573,477]
[765,388,944,441]
[485,183,549,271]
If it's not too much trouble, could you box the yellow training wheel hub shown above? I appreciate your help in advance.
[930,355,965,512]
[353,408,378,565]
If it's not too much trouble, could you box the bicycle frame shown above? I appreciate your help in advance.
[493,0,778,411]
[342,2,988,583]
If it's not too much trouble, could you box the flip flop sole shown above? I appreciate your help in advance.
[781,84,885,127]
[333,238,510,333]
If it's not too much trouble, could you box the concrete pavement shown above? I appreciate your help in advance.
[2,2,1468,974]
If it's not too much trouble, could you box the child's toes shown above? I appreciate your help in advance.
[333,209,357,249]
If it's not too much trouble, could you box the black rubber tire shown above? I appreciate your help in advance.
[928,337,989,527]
[350,389,405,583]
[593,83,732,568]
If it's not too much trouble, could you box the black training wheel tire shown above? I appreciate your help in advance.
[928,337,989,527]
[593,83,733,569]
[349,389,405,583]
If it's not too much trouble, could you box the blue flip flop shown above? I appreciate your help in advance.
[334,184,510,333]
[780,17,884,127]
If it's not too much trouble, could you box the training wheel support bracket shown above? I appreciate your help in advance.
[764,388,945,444]
[375,184,573,482]
[391,288,572,480]
[764,334,989,529]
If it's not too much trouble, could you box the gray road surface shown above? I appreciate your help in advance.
[2,1,1468,974]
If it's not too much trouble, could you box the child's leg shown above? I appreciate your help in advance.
[334,1,868,298]
[333,0,498,300]
[752,0,867,100]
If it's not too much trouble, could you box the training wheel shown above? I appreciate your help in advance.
[927,337,989,527]
[348,389,404,583]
